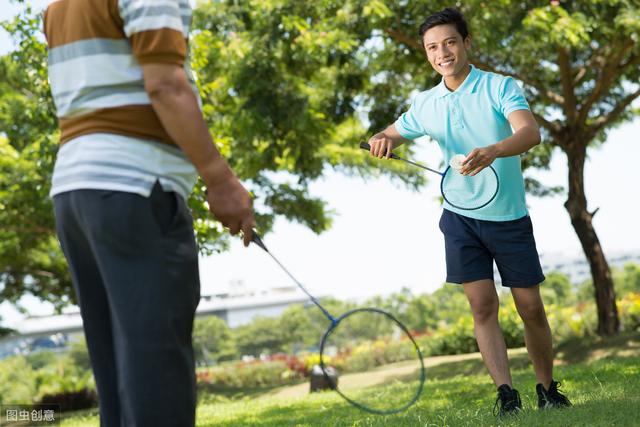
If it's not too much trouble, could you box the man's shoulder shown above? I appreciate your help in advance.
[473,66,517,93]
[410,85,442,108]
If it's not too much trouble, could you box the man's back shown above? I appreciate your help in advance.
[44,0,195,145]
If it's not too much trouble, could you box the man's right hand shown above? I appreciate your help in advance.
[204,165,255,246]
[368,132,397,159]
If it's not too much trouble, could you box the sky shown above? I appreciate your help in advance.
[1,1,639,327]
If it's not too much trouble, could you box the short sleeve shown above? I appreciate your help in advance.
[499,77,530,118]
[118,0,188,65]
[394,97,427,140]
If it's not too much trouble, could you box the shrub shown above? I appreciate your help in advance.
[197,360,303,389]
[619,292,640,332]
[39,389,97,412]
[0,355,37,404]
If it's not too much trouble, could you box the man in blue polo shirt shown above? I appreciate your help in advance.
[366,8,571,416]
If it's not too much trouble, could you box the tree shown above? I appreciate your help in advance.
[540,271,574,306]
[338,0,638,336]
[2,1,638,337]
[0,1,420,311]
[192,315,238,364]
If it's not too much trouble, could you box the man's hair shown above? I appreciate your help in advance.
[418,8,469,41]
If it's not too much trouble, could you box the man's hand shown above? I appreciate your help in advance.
[142,62,255,246]
[460,145,499,176]
[367,132,395,159]
[205,166,255,246]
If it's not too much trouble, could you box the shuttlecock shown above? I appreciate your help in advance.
[449,154,466,172]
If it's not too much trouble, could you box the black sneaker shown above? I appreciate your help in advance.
[536,380,571,409]
[493,384,522,417]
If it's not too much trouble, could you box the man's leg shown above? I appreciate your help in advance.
[463,279,512,388]
[78,183,201,426]
[54,191,122,426]
[511,285,553,389]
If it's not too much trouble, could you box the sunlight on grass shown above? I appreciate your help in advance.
[61,346,640,427]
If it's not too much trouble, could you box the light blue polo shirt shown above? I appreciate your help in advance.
[395,64,530,221]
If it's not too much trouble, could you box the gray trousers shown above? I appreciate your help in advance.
[54,182,200,427]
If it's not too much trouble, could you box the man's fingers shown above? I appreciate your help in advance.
[228,221,241,236]
[241,218,254,247]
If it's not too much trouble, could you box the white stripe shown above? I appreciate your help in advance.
[120,0,182,15]
[124,15,186,38]
[49,54,142,95]
[56,92,151,117]
[50,134,197,200]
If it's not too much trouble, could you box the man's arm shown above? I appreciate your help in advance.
[142,63,254,245]
[460,109,541,176]
[367,123,411,159]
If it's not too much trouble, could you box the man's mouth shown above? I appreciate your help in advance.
[439,59,455,68]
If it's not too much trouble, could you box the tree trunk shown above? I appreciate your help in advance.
[563,144,619,336]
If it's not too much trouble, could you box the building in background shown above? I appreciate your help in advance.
[0,284,314,359]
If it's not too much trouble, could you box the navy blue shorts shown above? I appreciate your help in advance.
[439,209,545,288]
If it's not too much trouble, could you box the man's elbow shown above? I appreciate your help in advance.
[529,126,541,147]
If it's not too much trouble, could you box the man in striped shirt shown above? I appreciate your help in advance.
[44,1,254,425]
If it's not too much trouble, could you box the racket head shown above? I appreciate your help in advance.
[440,165,499,210]
[318,307,425,415]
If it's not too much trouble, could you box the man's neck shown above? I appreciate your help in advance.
[444,63,471,92]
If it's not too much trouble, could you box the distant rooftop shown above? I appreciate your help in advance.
[2,285,314,341]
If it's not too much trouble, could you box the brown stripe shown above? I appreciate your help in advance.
[59,105,177,146]
[45,0,125,48]
[130,29,187,65]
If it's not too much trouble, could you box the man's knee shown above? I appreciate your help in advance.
[516,300,547,324]
[468,296,499,324]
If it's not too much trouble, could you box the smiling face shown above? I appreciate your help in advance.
[422,24,471,80]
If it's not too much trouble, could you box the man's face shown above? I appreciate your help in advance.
[422,24,471,78]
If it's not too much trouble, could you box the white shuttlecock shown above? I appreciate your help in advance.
[449,154,467,172]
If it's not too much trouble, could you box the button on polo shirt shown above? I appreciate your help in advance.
[395,64,530,221]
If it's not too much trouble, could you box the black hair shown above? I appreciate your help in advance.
[418,8,469,41]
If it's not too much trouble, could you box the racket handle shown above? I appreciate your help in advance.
[359,141,399,160]
[251,230,268,252]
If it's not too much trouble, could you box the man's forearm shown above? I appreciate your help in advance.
[145,68,232,187]
[375,124,410,148]
[493,126,541,158]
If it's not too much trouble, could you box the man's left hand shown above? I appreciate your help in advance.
[460,145,499,176]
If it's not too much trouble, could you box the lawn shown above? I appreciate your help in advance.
[61,332,640,427]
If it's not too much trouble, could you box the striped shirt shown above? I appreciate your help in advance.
[44,0,199,200]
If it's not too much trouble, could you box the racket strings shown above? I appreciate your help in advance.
[441,166,499,210]
[321,309,425,414]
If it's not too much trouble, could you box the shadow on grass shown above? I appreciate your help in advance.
[197,380,307,401]
[424,352,532,382]
[555,331,640,364]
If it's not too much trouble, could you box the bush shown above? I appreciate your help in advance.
[26,350,60,370]
[499,301,525,348]
[197,360,303,389]
[0,355,37,404]
[421,316,478,356]
[619,292,640,332]
[39,389,97,412]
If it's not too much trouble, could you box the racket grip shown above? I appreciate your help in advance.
[251,230,268,252]
[359,141,399,159]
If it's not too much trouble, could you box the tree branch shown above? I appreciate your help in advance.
[557,46,577,123]
[588,86,640,138]
[577,39,635,125]
[384,28,422,50]
[472,59,565,105]
[532,111,561,138]
[620,53,640,73]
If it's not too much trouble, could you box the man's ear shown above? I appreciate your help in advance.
[464,36,472,50]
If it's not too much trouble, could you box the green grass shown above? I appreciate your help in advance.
[61,332,640,427]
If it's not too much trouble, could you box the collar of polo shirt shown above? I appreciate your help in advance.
[435,64,481,97]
